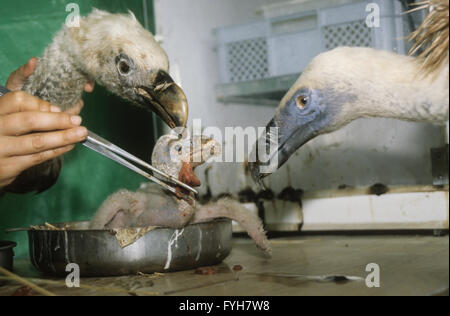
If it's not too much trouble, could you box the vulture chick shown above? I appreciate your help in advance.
[89,133,271,254]
[250,0,449,181]
[5,9,188,194]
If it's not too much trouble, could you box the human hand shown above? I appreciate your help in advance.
[0,91,88,189]
[0,57,95,190]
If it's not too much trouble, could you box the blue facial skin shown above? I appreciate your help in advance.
[249,87,352,183]
[267,88,340,172]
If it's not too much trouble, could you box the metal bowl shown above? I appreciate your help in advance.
[28,219,232,277]
[0,240,17,271]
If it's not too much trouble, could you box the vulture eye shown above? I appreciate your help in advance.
[115,53,134,76]
[296,95,309,109]
[119,61,130,75]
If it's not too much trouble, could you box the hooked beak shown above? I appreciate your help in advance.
[249,117,318,186]
[137,70,188,128]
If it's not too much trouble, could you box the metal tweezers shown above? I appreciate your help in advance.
[0,86,194,195]
[83,131,198,196]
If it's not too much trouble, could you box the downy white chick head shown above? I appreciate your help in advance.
[67,9,188,128]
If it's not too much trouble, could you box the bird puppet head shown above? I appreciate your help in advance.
[250,1,449,184]
[250,45,449,184]
[152,132,222,190]
[67,9,188,128]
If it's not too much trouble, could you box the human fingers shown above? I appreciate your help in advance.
[0,111,82,136]
[84,81,95,93]
[5,57,38,91]
[65,100,84,115]
[0,127,87,157]
[0,91,60,116]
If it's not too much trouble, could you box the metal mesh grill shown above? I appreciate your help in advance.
[226,38,269,83]
[322,20,372,50]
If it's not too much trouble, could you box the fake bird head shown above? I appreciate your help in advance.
[250,0,449,184]
[7,9,190,195]
[65,9,188,128]
[152,132,222,185]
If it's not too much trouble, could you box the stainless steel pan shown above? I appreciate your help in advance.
[27,220,232,277]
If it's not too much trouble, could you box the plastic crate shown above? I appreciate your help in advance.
[215,0,410,85]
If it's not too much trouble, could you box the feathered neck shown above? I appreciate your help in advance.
[357,51,449,123]
[362,0,449,123]
[22,27,88,110]
[308,47,449,125]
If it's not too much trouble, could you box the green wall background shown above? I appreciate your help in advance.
[0,0,160,258]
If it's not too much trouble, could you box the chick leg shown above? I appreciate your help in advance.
[191,198,271,255]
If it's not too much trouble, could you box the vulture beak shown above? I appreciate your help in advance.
[250,107,321,186]
[138,70,188,128]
